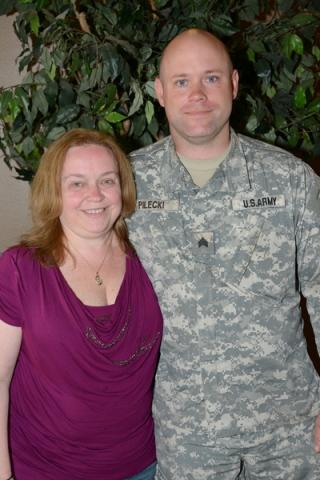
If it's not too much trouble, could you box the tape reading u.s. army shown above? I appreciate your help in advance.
[137,199,179,211]
[232,194,286,210]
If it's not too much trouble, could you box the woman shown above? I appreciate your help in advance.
[0,129,163,480]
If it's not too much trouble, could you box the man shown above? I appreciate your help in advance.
[128,28,320,479]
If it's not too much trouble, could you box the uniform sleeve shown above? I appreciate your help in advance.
[0,248,24,327]
[295,163,320,348]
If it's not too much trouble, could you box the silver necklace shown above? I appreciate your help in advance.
[70,244,110,286]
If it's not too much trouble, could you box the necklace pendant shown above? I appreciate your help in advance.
[95,273,103,286]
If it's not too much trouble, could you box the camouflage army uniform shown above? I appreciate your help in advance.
[128,130,320,479]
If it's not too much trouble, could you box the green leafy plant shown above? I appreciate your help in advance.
[0,0,319,181]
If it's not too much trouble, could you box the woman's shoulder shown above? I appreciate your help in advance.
[0,245,37,270]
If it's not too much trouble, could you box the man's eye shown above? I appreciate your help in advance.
[206,75,219,83]
[175,79,188,87]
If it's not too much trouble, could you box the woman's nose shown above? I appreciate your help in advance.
[88,183,104,199]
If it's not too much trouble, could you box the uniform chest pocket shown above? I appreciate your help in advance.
[223,213,296,302]
[128,209,187,276]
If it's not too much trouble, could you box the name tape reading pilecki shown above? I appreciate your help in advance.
[137,200,179,211]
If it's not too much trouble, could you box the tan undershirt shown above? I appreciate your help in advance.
[178,144,231,188]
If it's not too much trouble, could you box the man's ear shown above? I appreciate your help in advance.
[154,77,165,107]
[232,69,239,100]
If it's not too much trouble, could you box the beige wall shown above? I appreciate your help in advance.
[0,15,31,251]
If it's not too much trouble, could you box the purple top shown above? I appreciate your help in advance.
[0,246,163,480]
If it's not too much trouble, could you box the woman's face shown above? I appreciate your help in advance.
[59,143,122,240]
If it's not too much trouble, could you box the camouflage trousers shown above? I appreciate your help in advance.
[156,416,320,479]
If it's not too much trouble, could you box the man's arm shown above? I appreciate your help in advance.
[295,164,320,452]
[314,415,320,452]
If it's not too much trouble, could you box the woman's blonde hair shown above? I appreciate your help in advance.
[21,128,136,265]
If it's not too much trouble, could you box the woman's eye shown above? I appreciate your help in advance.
[101,178,115,185]
[70,181,83,188]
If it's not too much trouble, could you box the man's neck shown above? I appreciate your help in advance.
[172,126,231,160]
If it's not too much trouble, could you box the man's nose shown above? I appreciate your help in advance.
[190,81,207,100]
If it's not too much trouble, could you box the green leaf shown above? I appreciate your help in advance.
[105,100,118,115]
[308,98,320,113]
[56,104,80,124]
[39,47,52,71]
[49,63,56,81]
[145,100,154,125]
[34,70,49,85]
[288,127,300,148]
[155,0,170,7]
[101,8,117,26]
[274,115,287,129]
[295,64,305,79]
[59,80,75,105]
[98,119,114,135]
[147,114,159,138]
[282,33,304,58]
[140,46,153,63]
[77,92,91,109]
[20,136,35,156]
[266,86,276,99]
[79,77,91,92]
[291,34,304,56]
[255,59,271,79]
[293,85,307,109]
[78,114,96,129]
[212,14,238,37]
[261,128,276,143]
[247,48,255,63]
[0,0,18,15]
[47,126,66,141]
[302,130,312,148]
[105,112,126,123]
[104,83,117,105]
[246,114,258,133]
[128,81,143,116]
[33,89,49,115]
[88,65,103,89]
[30,14,40,36]
[144,80,155,98]
[247,39,265,54]
[291,13,314,27]
[8,97,21,121]
[312,46,320,62]
[132,114,146,137]
[0,90,13,115]
[44,80,58,106]
[277,0,295,13]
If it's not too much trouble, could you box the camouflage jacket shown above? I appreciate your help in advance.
[128,130,320,474]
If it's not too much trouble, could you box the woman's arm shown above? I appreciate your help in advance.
[0,320,22,480]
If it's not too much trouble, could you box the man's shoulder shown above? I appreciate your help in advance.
[130,136,171,162]
[235,133,320,193]
[237,133,302,168]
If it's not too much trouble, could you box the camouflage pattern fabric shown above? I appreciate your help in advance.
[128,130,320,479]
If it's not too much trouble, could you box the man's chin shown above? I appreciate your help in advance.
[183,130,221,145]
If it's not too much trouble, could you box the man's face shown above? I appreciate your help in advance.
[155,32,239,152]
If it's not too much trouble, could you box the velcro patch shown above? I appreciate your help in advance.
[232,194,285,210]
[136,199,179,211]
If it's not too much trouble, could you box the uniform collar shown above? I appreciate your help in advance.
[224,129,253,192]
[161,129,252,195]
